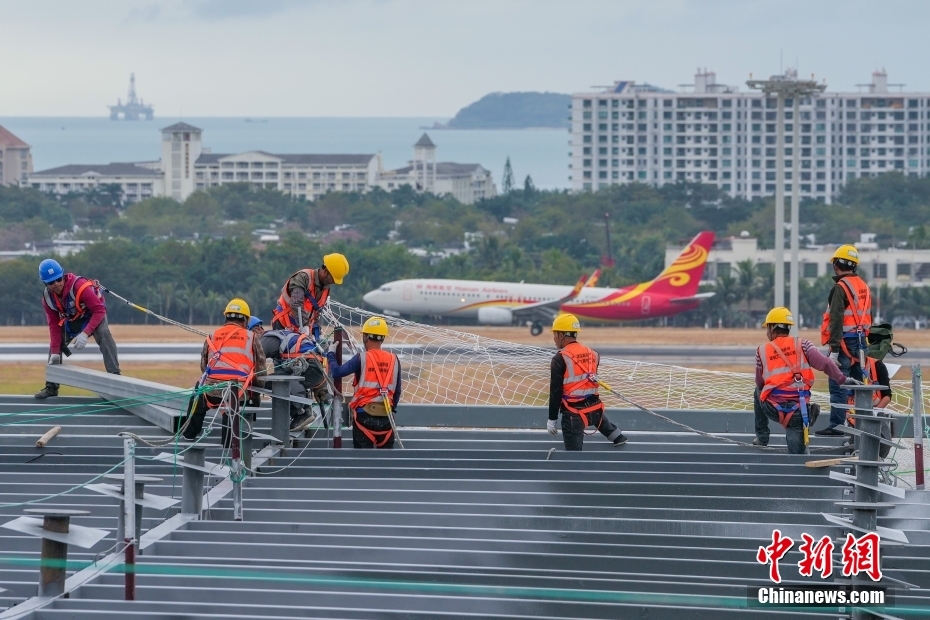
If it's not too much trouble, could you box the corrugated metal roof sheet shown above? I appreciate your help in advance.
[1,395,928,619]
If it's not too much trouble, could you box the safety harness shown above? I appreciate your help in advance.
[560,342,604,433]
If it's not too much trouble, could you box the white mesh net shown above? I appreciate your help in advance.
[324,302,918,414]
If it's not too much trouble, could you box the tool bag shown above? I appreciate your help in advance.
[866,323,906,361]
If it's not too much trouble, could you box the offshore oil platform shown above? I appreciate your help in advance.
[108,73,154,121]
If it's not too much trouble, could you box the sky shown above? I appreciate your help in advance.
[1,0,928,118]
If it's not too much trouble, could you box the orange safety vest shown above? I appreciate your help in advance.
[820,275,872,346]
[43,276,102,327]
[349,349,400,448]
[204,324,256,387]
[759,336,815,426]
[271,269,330,330]
[560,341,603,427]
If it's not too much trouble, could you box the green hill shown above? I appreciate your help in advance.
[443,92,570,129]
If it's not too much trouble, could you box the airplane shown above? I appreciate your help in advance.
[362,231,716,335]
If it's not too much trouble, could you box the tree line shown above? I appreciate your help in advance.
[2,173,930,327]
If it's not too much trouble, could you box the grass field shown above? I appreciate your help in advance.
[3,362,202,396]
[6,324,930,347]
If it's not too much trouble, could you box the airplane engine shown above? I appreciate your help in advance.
[477,307,513,326]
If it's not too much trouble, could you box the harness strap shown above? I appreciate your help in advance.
[353,411,393,447]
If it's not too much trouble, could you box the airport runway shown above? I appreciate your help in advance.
[3,342,928,366]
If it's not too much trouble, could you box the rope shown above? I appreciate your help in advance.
[596,380,841,453]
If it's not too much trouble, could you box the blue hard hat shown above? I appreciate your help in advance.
[247,316,263,330]
[38,259,64,283]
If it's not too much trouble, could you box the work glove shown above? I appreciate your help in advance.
[289,357,308,375]
[843,377,863,386]
[299,326,310,336]
[828,351,840,367]
[72,332,89,351]
[546,419,559,436]
[48,354,61,365]
[327,341,338,355]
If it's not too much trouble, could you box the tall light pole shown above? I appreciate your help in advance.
[747,70,826,331]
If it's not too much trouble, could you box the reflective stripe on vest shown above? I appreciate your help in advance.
[205,325,255,382]
[759,336,815,403]
[43,277,99,327]
[349,349,399,411]
[271,268,330,330]
[838,276,872,333]
[561,342,599,400]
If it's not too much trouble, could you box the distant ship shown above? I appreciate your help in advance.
[108,73,154,121]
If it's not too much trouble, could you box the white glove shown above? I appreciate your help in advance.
[48,354,61,365]
[72,332,89,350]
[546,419,559,435]
[299,326,310,336]
[828,351,840,367]
[327,341,338,355]
[844,377,863,386]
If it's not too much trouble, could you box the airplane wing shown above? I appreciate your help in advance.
[508,273,587,320]
[669,292,715,304]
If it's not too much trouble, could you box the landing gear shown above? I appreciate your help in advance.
[530,321,543,336]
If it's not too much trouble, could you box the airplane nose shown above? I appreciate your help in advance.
[363,290,378,306]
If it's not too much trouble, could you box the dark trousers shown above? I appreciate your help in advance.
[47,317,121,390]
[352,409,394,449]
[184,390,245,448]
[754,387,820,454]
[560,408,622,451]
[828,336,863,427]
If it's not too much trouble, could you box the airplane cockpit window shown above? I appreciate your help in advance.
[380,286,391,292]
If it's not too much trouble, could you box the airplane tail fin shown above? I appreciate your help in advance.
[569,274,587,298]
[584,269,601,288]
[645,231,715,297]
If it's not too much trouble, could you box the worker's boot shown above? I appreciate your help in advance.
[752,437,768,447]
[34,383,59,400]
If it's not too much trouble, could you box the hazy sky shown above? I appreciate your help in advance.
[2,0,928,117]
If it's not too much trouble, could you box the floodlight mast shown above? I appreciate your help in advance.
[747,72,826,331]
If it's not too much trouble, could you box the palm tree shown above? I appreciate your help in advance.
[176,284,203,325]
[735,259,759,315]
[156,282,177,319]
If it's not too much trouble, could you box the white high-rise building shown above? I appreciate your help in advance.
[570,70,927,203]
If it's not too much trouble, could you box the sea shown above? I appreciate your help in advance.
[0,117,569,191]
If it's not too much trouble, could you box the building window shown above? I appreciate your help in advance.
[897,263,912,277]
[873,263,888,279]
[803,263,818,278]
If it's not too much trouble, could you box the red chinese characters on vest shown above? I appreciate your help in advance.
[205,324,256,385]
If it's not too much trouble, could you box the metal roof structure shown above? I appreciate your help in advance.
[1,390,928,619]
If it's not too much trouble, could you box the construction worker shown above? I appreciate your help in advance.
[183,299,266,445]
[271,253,349,338]
[816,244,872,437]
[35,258,120,399]
[326,317,402,449]
[260,328,330,431]
[548,314,627,451]
[754,307,858,454]
[247,316,265,337]
[246,317,266,408]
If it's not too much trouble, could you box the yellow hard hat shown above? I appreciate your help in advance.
[224,298,251,319]
[323,253,350,285]
[763,306,795,327]
[832,244,860,265]
[551,313,581,333]
[361,316,389,337]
